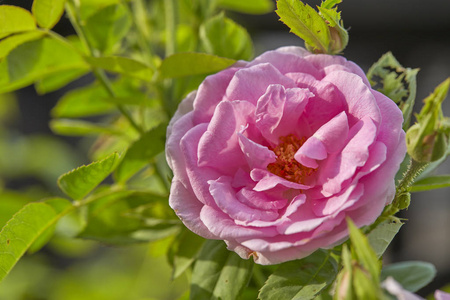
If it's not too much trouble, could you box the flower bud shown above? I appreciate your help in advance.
[406,78,450,162]
[328,24,348,55]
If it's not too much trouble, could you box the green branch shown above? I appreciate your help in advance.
[65,0,144,135]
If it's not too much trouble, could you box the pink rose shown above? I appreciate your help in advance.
[166,47,406,265]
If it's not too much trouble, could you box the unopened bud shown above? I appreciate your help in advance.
[328,25,348,55]
[406,78,450,162]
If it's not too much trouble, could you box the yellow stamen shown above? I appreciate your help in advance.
[267,134,316,184]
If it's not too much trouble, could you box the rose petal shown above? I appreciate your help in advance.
[200,206,278,240]
[193,67,241,124]
[318,116,378,195]
[237,187,288,211]
[302,80,348,132]
[209,176,279,224]
[251,169,311,191]
[238,129,276,170]
[249,49,322,78]
[197,100,255,174]
[226,63,296,103]
[312,183,364,217]
[180,123,220,206]
[322,71,381,127]
[305,54,370,86]
[169,179,216,239]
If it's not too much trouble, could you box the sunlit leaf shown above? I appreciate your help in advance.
[28,213,60,254]
[50,119,126,137]
[381,261,436,292]
[347,219,380,282]
[52,83,114,117]
[51,78,152,118]
[0,191,36,229]
[0,198,72,282]
[0,31,44,60]
[410,175,450,192]
[276,0,330,53]
[114,124,167,182]
[79,190,178,244]
[217,0,273,14]
[32,0,66,29]
[0,5,36,39]
[367,52,419,130]
[0,38,87,93]
[78,0,120,19]
[58,152,120,200]
[85,56,154,81]
[84,3,131,54]
[191,240,253,300]
[367,219,403,257]
[259,250,338,300]
[200,13,253,61]
[159,53,236,79]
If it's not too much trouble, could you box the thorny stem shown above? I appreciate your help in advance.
[381,158,429,218]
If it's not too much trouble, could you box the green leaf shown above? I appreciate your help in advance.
[0,31,45,60]
[367,52,419,130]
[51,78,152,118]
[191,240,253,300]
[347,219,380,282]
[410,175,450,192]
[0,5,37,39]
[168,228,205,279]
[32,0,66,29]
[381,261,436,292]
[259,250,338,300]
[0,37,88,93]
[353,267,379,300]
[114,124,167,182]
[200,13,253,61]
[159,52,236,79]
[367,219,403,258]
[416,144,450,180]
[0,197,72,282]
[217,0,274,14]
[79,190,178,244]
[84,3,131,54]
[275,0,330,53]
[50,119,126,137]
[35,68,88,94]
[85,56,154,81]
[316,0,348,54]
[52,83,114,117]
[0,191,36,230]
[57,152,120,200]
[406,78,450,163]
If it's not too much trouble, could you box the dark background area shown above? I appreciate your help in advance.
[2,0,450,296]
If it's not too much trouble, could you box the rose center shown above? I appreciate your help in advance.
[267,134,316,184]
